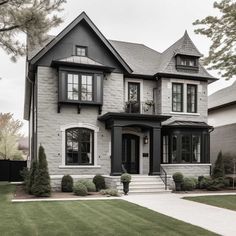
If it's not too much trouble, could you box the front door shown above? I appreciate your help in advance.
[122,134,139,174]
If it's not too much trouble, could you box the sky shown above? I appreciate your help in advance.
[0,0,235,136]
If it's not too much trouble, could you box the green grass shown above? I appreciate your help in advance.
[0,184,217,236]
[184,195,236,211]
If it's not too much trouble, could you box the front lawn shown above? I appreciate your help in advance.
[0,184,216,236]
[184,195,236,211]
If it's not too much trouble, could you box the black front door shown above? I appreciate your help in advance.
[122,134,139,174]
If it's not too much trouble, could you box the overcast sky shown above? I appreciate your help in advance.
[0,0,235,136]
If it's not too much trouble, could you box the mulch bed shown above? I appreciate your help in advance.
[13,185,104,200]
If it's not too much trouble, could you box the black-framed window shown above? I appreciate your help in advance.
[76,46,87,56]
[172,83,183,112]
[66,128,94,165]
[127,82,140,113]
[67,73,93,102]
[162,132,202,164]
[180,58,196,67]
[81,75,93,101]
[176,56,199,71]
[162,136,169,163]
[187,84,197,113]
[67,74,79,100]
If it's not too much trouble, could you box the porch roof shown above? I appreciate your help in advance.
[98,112,171,129]
[163,121,213,129]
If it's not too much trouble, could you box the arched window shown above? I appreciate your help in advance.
[66,128,94,165]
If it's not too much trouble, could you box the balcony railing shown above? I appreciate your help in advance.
[124,101,155,115]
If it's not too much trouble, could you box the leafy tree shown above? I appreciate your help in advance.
[32,145,51,197]
[212,151,225,178]
[193,0,236,79]
[0,113,23,160]
[0,0,66,61]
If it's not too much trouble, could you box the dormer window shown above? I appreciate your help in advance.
[76,46,87,56]
[176,55,199,71]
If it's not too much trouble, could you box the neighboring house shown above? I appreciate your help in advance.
[208,81,236,164]
[24,12,216,189]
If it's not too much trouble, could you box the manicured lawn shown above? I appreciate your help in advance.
[0,184,216,236]
[184,195,236,211]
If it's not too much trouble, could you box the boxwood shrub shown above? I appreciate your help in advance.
[181,177,196,191]
[61,175,73,192]
[93,174,105,191]
[73,182,88,196]
[77,179,96,192]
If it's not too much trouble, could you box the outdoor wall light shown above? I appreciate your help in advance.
[143,136,148,144]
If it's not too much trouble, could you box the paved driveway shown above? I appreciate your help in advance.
[123,193,236,236]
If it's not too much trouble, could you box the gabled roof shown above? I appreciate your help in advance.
[28,11,132,73]
[208,81,236,111]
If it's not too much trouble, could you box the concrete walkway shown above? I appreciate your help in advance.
[123,193,236,236]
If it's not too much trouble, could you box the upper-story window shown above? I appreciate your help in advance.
[67,73,93,102]
[76,46,87,56]
[176,55,199,71]
[187,84,197,113]
[126,82,141,113]
[172,83,183,112]
[58,70,103,107]
[172,83,198,113]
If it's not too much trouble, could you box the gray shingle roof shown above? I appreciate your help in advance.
[27,27,215,80]
[165,120,212,128]
[208,81,236,110]
[109,40,161,76]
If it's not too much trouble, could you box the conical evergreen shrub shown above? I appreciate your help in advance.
[28,160,38,194]
[212,151,225,179]
[32,145,51,197]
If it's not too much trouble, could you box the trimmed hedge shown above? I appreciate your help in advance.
[181,177,196,191]
[61,175,73,192]
[93,175,105,191]
[73,182,88,196]
[77,179,96,192]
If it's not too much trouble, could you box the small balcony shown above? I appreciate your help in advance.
[124,101,155,115]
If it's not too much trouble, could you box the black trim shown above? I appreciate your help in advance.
[75,45,87,56]
[65,128,94,166]
[172,83,183,112]
[187,84,197,113]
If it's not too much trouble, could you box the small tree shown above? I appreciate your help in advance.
[212,151,225,178]
[31,145,51,197]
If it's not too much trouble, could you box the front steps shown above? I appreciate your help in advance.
[116,175,170,194]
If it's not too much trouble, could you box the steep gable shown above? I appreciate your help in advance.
[28,12,132,73]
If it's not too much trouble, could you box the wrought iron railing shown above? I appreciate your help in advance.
[124,101,154,114]
[160,166,168,190]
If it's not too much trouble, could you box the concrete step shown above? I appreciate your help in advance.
[115,175,169,194]
[120,189,171,194]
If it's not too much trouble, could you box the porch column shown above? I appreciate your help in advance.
[110,125,123,176]
[149,127,161,175]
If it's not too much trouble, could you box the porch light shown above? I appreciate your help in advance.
[143,136,148,144]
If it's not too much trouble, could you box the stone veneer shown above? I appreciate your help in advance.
[161,164,211,178]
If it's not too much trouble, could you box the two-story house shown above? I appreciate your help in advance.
[24,12,216,190]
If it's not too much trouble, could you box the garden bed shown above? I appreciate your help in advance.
[173,188,236,194]
[13,185,117,200]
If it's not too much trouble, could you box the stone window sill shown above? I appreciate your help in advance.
[59,165,101,169]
